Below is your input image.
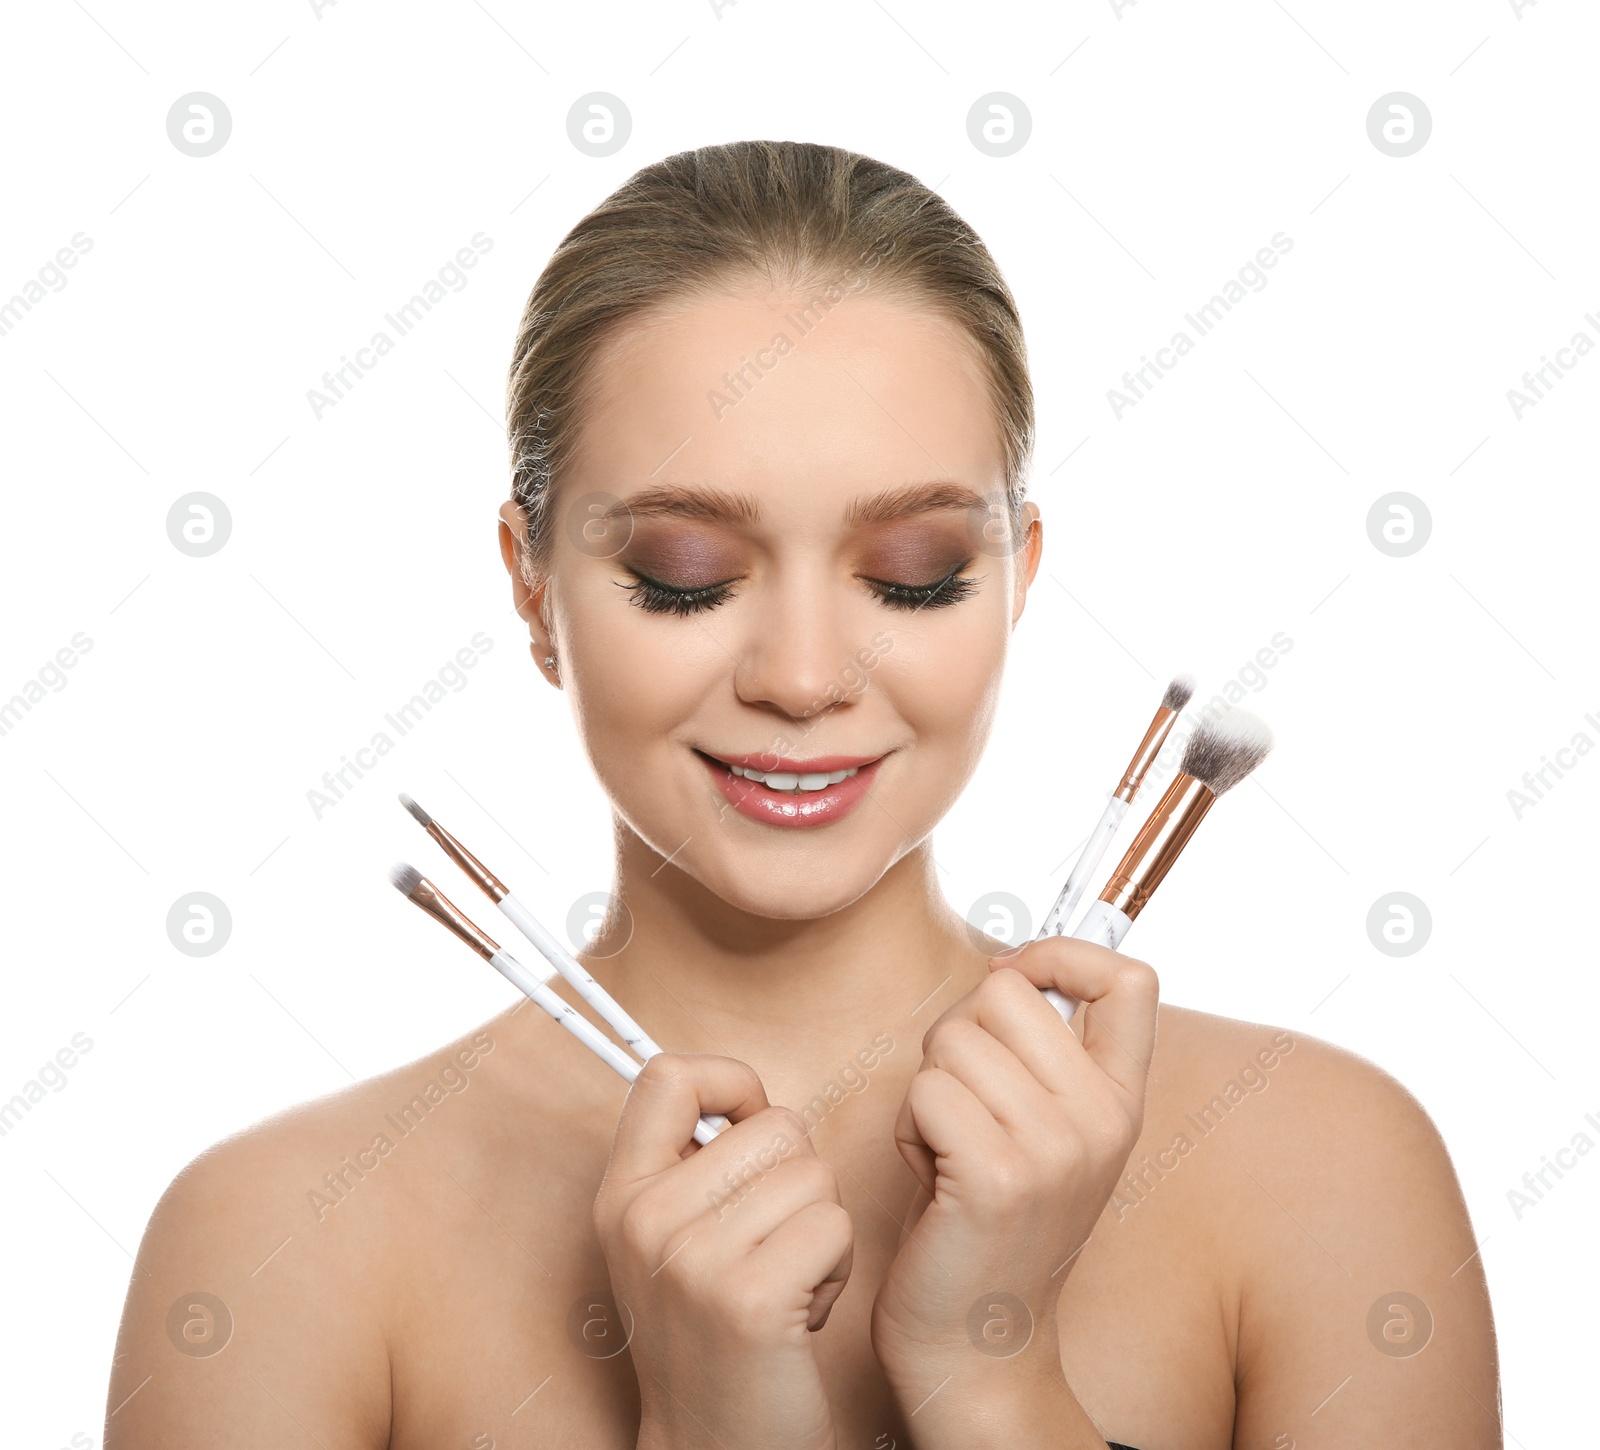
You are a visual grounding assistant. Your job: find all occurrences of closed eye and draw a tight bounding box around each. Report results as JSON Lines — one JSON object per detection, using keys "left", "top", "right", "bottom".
{"left": 617, "top": 561, "right": 981, "bottom": 616}
{"left": 858, "top": 561, "right": 979, "bottom": 611}
{"left": 617, "top": 571, "right": 740, "bottom": 616}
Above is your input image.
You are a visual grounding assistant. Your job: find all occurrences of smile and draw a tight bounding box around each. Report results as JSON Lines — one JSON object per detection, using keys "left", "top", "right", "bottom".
{"left": 728, "top": 763, "right": 859, "bottom": 792}
{"left": 695, "top": 750, "right": 886, "bottom": 829}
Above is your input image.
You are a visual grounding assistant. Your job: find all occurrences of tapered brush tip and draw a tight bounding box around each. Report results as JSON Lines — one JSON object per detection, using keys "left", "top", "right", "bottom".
{"left": 1162, "top": 673, "right": 1197, "bottom": 712}
{"left": 1180, "top": 709, "right": 1274, "bottom": 795}
{"left": 397, "top": 792, "right": 432, "bottom": 827}
{"left": 388, "top": 861, "right": 425, "bottom": 898}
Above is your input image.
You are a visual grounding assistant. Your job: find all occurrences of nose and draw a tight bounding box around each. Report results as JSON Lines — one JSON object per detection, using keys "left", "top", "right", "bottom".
{"left": 730, "top": 568, "right": 870, "bottom": 723}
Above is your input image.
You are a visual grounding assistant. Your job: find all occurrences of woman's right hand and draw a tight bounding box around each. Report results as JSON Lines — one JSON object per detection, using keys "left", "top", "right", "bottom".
{"left": 593, "top": 1053, "right": 854, "bottom": 1450}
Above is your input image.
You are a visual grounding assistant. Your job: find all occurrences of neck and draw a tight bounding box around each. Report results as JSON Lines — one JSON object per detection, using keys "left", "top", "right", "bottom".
{"left": 579, "top": 823, "right": 990, "bottom": 1108}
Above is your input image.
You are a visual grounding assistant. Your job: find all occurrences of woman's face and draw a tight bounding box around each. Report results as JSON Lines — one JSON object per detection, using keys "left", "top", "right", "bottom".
{"left": 500, "top": 282, "right": 1042, "bottom": 920}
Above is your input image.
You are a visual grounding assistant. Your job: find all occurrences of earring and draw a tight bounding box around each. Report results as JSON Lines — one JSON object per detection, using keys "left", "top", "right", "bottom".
{"left": 543, "top": 652, "right": 558, "bottom": 674}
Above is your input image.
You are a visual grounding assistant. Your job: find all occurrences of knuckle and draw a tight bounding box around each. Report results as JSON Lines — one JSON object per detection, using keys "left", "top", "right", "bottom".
{"left": 617, "top": 1193, "right": 666, "bottom": 1255}
{"left": 813, "top": 1197, "right": 853, "bottom": 1238}
{"left": 731, "top": 1129, "right": 804, "bottom": 1183}
{"left": 1036, "top": 1126, "right": 1088, "bottom": 1184}
{"left": 781, "top": 1152, "right": 839, "bottom": 1201}
{"left": 781, "top": 1199, "right": 854, "bottom": 1267}
{"left": 1035, "top": 1120, "right": 1084, "bottom": 1173}
{"left": 979, "top": 1148, "right": 1031, "bottom": 1202}
{"left": 907, "top": 1064, "right": 950, "bottom": 1110}
{"left": 636, "top": 1052, "right": 691, "bottom": 1091}
{"left": 1036, "top": 1142, "right": 1078, "bottom": 1186}
{"left": 765, "top": 1105, "right": 810, "bottom": 1149}
{"left": 726, "top": 1055, "right": 764, "bottom": 1094}
{"left": 1120, "top": 956, "right": 1159, "bottom": 994}
{"left": 652, "top": 1232, "right": 701, "bottom": 1290}
{"left": 803, "top": 1199, "right": 855, "bottom": 1256}
{"left": 1028, "top": 933, "right": 1077, "bottom": 963}
{"left": 919, "top": 1006, "right": 970, "bottom": 1058}
{"left": 1084, "top": 1110, "right": 1129, "bottom": 1160}
{"left": 987, "top": 964, "right": 1038, "bottom": 1010}
{"left": 924, "top": 1015, "right": 979, "bottom": 1061}
{"left": 1083, "top": 1092, "right": 1137, "bottom": 1155}
{"left": 1020, "top": 934, "right": 1089, "bottom": 983}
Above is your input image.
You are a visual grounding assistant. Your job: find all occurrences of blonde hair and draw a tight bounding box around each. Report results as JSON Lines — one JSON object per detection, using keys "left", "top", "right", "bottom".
{"left": 504, "top": 139, "right": 1033, "bottom": 577}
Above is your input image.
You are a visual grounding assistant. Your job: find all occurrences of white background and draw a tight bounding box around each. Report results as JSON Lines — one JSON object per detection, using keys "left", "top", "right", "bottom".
{"left": 2, "top": 1, "right": 1595, "bottom": 1444}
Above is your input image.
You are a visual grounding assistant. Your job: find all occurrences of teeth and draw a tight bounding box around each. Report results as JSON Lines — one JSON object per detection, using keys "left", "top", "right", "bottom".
{"left": 727, "top": 763, "right": 861, "bottom": 792}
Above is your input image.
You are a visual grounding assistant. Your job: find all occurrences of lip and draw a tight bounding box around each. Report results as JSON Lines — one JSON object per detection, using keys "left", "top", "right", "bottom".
{"left": 696, "top": 749, "right": 887, "bottom": 830}
{"left": 703, "top": 749, "right": 883, "bottom": 773}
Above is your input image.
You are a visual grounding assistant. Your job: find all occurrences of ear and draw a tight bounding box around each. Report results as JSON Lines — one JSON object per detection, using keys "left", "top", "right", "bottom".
{"left": 1010, "top": 500, "right": 1042, "bottom": 627}
{"left": 497, "top": 500, "right": 561, "bottom": 686}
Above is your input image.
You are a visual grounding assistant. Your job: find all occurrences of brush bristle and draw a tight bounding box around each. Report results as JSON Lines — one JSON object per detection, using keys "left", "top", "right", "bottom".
{"left": 397, "top": 792, "right": 432, "bottom": 827}
{"left": 388, "top": 861, "right": 425, "bottom": 898}
{"left": 1180, "top": 710, "right": 1274, "bottom": 795}
{"left": 1162, "top": 672, "right": 1197, "bottom": 712}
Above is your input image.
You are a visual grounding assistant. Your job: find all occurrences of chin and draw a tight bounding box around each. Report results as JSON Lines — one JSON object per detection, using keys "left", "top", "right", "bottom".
{"left": 688, "top": 846, "right": 902, "bottom": 922}
{"left": 603, "top": 742, "right": 970, "bottom": 921}
{"left": 616, "top": 783, "right": 922, "bottom": 922}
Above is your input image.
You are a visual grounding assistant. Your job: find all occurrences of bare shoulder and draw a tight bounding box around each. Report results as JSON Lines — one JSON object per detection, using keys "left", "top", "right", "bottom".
{"left": 1146, "top": 1002, "right": 1502, "bottom": 1444}
{"left": 104, "top": 1014, "right": 524, "bottom": 1449}
{"left": 1149, "top": 1001, "right": 1464, "bottom": 1185}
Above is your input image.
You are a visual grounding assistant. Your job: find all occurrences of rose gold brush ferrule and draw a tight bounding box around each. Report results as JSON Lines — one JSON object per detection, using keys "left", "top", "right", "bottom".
{"left": 406, "top": 875, "right": 503, "bottom": 960}
{"left": 425, "top": 822, "right": 509, "bottom": 902}
{"left": 1099, "top": 773, "right": 1217, "bottom": 920}
{"left": 1113, "top": 705, "right": 1180, "bottom": 804}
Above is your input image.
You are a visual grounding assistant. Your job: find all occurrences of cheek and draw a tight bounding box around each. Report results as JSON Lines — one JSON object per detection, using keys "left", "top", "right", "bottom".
{"left": 560, "top": 577, "right": 714, "bottom": 749}
{"left": 874, "top": 601, "right": 1009, "bottom": 760}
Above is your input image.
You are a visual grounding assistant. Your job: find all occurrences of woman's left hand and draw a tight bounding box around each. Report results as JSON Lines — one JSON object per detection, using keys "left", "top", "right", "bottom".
{"left": 869, "top": 935, "right": 1159, "bottom": 1425}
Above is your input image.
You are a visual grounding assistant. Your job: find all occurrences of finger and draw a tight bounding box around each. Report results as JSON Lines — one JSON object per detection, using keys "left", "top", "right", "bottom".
{"left": 892, "top": 1065, "right": 1008, "bottom": 1196}
{"left": 987, "top": 937, "right": 1158, "bottom": 1102}
{"left": 923, "top": 965, "right": 1083, "bottom": 1096}
{"left": 642, "top": 1107, "right": 817, "bottom": 1234}
{"left": 747, "top": 1199, "right": 855, "bottom": 1332}
{"left": 921, "top": 1015, "right": 1057, "bottom": 1138}
{"left": 930, "top": 967, "right": 1139, "bottom": 1126}
{"left": 702, "top": 1151, "right": 837, "bottom": 1253}
{"left": 606, "top": 1054, "right": 772, "bottom": 1186}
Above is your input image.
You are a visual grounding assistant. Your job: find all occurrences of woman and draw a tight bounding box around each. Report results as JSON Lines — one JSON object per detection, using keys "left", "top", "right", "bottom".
{"left": 105, "top": 140, "right": 1501, "bottom": 1450}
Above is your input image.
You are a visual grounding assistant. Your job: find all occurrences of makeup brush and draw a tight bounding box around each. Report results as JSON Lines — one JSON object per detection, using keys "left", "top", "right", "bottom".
{"left": 388, "top": 863, "right": 723, "bottom": 1146}
{"left": 1040, "top": 708, "right": 1274, "bottom": 1023}
{"left": 398, "top": 793, "right": 736, "bottom": 1135}
{"left": 1037, "top": 673, "right": 1196, "bottom": 941}
{"left": 398, "top": 796, "right": 654, "bottom": 1048}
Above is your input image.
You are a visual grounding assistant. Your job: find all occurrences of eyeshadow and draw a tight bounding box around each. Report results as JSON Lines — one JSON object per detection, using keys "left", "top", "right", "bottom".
{"left": 856, "top": 519, "right": 972, "bottom": 579}
{"left": 620, "top": 524, "right": 745, "bottom": 585}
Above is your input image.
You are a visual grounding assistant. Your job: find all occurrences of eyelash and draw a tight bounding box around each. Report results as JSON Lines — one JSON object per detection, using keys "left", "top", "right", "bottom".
{"left": 619, "top": 576, "right": 734, "bottom": 616}
{"left": 619, "top": 563, "right": 980, "bottom": 616}
{"left": 868, "top": 570, "right": 979, "bottom": 611}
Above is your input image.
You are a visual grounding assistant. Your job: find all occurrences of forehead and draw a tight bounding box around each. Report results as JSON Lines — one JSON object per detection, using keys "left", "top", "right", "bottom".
{"left": 570, "top": 285, "right": 1007, "bottom": 514}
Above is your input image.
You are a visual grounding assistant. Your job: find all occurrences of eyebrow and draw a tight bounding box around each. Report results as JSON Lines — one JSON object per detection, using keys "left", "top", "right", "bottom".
{"left": 603, "top": 480, "right": 992, "bottom": 529}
